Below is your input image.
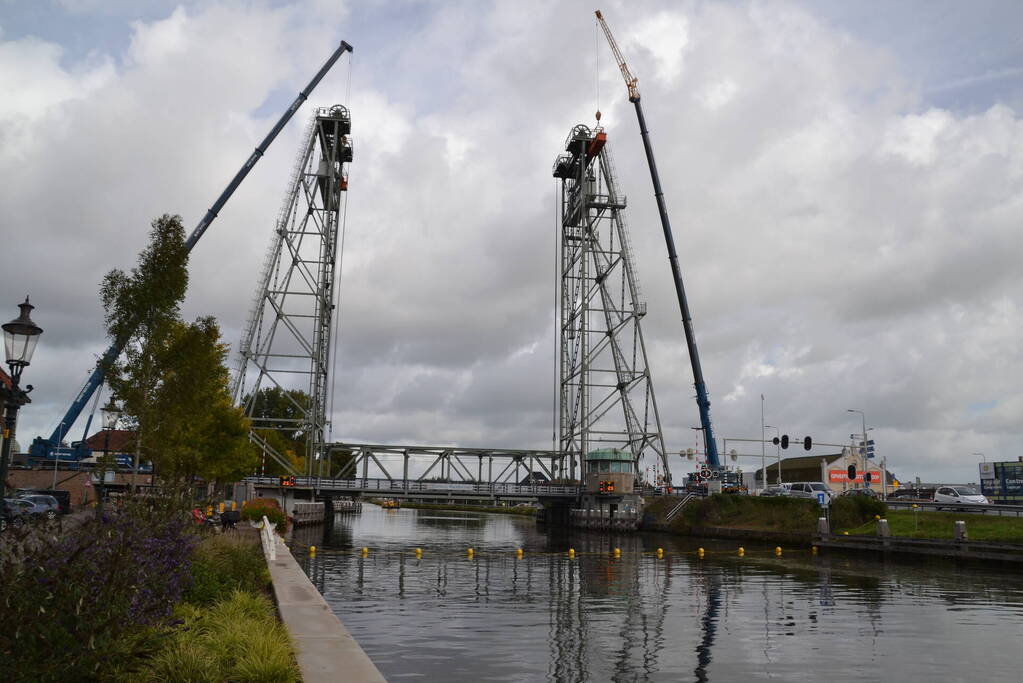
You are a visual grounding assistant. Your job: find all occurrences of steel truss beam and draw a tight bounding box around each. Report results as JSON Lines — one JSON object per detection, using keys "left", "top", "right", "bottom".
{"left": 315, "top": 442, "right": 562, "bottom": 486}
{"left": 555, "top": 124, "right": 669, "bottom": 482}
{"left": 232, "top": 105, "right": 353, "bottom": 476}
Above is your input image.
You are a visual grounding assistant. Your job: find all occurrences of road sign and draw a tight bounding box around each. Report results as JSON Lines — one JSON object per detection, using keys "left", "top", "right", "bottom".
{"left": 816, "top": 491, "right": 828, "bottom": 507}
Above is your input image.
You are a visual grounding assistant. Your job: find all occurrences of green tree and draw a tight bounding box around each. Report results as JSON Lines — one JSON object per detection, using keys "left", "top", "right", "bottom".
{"left": 245, "top": 387, "right": 310, "bottom": 475}
{"left": 101, "top": 214, "right": 189, "bottom": 473}
{"left": 147, "top": 317, "right": 257, "bottom": 484}
{"left": 100, "top": 214, "right": 256, "bottom": 485}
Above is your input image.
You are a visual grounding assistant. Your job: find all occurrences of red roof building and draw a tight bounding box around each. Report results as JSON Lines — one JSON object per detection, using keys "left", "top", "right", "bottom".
{"left": 84, "top": 429, "right": 136, "bottom": 453}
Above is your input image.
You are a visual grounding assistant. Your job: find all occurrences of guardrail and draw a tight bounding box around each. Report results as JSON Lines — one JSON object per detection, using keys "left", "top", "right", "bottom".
{"left": 258, "top": 515, "right": 276, "bottom": 561}
{"left": 244, "top": 476, "right": 581, "bottom": 497}
{"left": 883, "top": 500, "right": 1023, "bottom": 517}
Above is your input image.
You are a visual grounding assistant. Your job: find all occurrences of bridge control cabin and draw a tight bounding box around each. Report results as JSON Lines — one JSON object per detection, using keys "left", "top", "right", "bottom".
{"left": 573, "top": 449, "right": 643, "bottom": 531}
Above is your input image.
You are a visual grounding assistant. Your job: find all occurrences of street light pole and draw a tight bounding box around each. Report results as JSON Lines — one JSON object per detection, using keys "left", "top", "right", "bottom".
{"left": 973, "top": 452, "right": 986, "bottom": 463}
{"left": 760, "top": 394, "right": 765, "bottom": 493}
{"left": 0, "top": 298, "right": 44, "bottom": 497}
{"left": 765, "top": 425, "right": 781, "bottom": 485}
{"left": 97, "top": 397, "right": 122, "bottom": 519}
{"left": 52, "top": 421, "right": 64, "bottom": 489}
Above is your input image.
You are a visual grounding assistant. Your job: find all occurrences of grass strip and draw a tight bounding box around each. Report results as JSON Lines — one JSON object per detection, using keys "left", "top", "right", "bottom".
{"left": 843, "top": 510, "right": 1023, "bottom": 543}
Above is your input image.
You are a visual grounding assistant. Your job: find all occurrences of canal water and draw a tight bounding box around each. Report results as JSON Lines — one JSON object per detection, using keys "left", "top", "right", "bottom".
{"left": 291, "top": 504, "right": 1023, "bottom": 682}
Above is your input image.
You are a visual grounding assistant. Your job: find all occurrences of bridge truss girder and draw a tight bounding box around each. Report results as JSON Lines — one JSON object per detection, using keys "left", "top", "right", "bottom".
{"left": 319, "top": 442, "right": 560, "bottom": 487}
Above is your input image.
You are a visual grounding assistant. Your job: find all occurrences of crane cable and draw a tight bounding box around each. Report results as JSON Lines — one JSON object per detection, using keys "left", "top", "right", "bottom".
{"left": 327, "top": 52, "right": 355, "bottom": 448}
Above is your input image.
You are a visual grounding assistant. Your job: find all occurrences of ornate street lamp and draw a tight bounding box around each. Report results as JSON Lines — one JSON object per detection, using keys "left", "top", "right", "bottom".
{"left": 1, "top": 297, "right": 43, "bottom": 496}
{"left": 96, "top": 396, "right": 122, "bottom": 517}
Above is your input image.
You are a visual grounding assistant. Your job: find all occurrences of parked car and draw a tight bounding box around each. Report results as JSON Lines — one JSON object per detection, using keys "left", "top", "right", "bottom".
{"left": 2, "top": 498, "right": 28, "bottom": 532}
{"left": 787, "top": 482, "right": 834, "bottom": 502}
{"left": 16, "top": 493, "right": 61, "bottom": 520}
{"left": 17, "top": 488, "right": 71, "bottom": 514}
{"left": 933, "top": 486, "right": 989, "bottom": 508}
{"left": 760, "top": 485, "right": 791, "bottom": 497}
{"left": 839, "top": 488, "right": 879, "bottom": 499}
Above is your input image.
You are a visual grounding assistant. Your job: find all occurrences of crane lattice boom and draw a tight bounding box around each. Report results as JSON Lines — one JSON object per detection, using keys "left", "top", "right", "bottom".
{"left": 595, "top": 9, "right": 640, "bottom": 101}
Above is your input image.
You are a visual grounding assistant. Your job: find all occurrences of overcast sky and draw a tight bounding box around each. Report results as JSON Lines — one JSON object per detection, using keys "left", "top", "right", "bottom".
{"left": 2, "top": 0, "right": 1021, "bottom": 485}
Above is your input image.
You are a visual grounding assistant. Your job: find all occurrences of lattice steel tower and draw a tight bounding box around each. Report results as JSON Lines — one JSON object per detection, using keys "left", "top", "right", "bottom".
{"left": 232, "top": 105, "right": 352, "bottom": 475}
{"left": 553, "top": 124, "right": 669, "bottom": 481}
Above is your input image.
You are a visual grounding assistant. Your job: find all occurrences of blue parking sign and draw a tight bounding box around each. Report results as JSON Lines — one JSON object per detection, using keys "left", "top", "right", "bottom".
{"left": 816, "top": 491, "right": 828, "bottom": 507}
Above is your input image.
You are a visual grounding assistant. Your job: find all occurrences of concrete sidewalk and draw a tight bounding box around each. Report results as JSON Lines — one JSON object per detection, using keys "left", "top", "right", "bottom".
{"left": 262, "top": 531, "right": 387, "bottom": 682}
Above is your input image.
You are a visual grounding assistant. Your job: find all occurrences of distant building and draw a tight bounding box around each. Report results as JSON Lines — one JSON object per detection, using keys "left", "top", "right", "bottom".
{"left": 757, "top": 451, "right": 895, "bottom": 493}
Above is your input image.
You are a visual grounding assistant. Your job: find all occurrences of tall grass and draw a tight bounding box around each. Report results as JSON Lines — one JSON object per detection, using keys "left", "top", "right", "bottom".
{"left": 184, "top": 533, "right": 270, "bottom": 605}
{"left": 128, "top": 590, "right": 298, "bottom": 683}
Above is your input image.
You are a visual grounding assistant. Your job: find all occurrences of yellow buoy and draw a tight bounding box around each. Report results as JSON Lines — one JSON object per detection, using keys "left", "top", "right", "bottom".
{"left": 309, "top": 545, "right": 316, "bottom": 557}
{"left": 875, "top": 515, "right": 881, "bottom": 521}
{"left": 613, "top": 548, "right": 621, "bottom": 558}
{"left": 467, "top": 548, "right": 474, "bottom": 558}
{"left": 568, "top": 548, "right": 575, "bottom": 558}
{"left": 812, "top": 546, "right": 818, "bottom": 555}
{"left": 697, "top": 547, "right": 705, "bottom": 558}
{"left": 231, "top": 501, "right": 237, "bottom": 511}
{"left": 516, "top": 548, "right": 523, "bottom": 559}
{"left": 415, "top": 547, "right": 422, "bottom": 558}
{"left": 738, "top": 547, "right": 745, "bottom": 557}
{"left": 656, "top": 548, "right": 664, "bottom": 559}
{"left": 843, "top": 531, "right": 849, "bottom": 536}
{"left": 774, "top": 546, "right": 782, "bottom": 556}
{"left": 361, "top": 547, "right": 369, "bottom": 556}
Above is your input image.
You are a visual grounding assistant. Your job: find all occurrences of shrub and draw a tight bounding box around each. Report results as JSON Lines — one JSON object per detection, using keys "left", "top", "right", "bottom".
{"left": 831, "top": 495, "right": 887, "bottom": 528}
{"left": 0, "top": 502, "right": 199, "bottom": 681}
{"left": 184, "top": 534, "right": 270, "bottom": 606}
{"left": 241, "top": 498, "right": 287, "bottom": 529}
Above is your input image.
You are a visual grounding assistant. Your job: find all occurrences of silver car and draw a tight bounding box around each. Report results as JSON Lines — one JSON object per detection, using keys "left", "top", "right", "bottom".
{"left": 933, "top": 486, "right": 988, "bottom": 508}
{"left": 16, "top": 494, "right": 61, "bottom": 520}
{"left": 787, "top": 482, "right": 834, "bottom": 502}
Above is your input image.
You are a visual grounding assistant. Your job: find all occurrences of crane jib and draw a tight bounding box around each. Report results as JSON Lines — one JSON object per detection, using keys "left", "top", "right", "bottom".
{"left": 32, "top": 40, "right": 353, "bottom": 461}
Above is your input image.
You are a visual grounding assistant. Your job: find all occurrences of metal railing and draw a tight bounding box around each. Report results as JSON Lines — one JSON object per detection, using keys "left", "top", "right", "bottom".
{"left": 244, "top": 476, "right": 581, "bottom": 497}
{"left": 883, "top": 499, "right": 1023, "bottom": 517}
{"left": 664, "top": 493, "right": 696, "bottom": 522}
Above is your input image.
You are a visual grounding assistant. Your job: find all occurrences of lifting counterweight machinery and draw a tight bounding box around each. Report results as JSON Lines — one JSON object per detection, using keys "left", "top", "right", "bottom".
{"left": 595, "top": 9, "right": 722, "bottom": 469}
{"left": 28, "top": 40, "right": 353, "bottom": 465}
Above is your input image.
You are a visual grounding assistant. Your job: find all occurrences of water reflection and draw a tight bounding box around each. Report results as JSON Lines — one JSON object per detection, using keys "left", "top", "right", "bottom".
{"left": 289, "top": 505, "right": 1023, "bottom": 682}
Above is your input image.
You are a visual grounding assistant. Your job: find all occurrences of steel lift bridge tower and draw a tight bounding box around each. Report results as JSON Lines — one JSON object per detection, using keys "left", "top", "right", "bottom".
{"left": 553, "top": 125, "right": 670, "bottom": 484}
{"left": 231, "top": 105, "right": 353, "bottom": 476}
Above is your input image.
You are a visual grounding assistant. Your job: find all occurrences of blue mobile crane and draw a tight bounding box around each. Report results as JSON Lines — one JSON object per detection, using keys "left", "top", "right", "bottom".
{"left": 28, "top": 40, "right": 353, "bottom": 466}
{"left": 595, "top": 10, "right": 721, "bottom": 471}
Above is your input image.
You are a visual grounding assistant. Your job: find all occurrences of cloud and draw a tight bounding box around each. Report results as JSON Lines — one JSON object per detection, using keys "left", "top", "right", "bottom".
{"left": 1, "top": 0, "right": 1021, "bottom": 485}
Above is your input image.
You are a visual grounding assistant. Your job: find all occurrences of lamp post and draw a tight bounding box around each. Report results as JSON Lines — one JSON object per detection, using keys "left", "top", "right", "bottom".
{"left": 0, "top": 298, "right": 43, "bottom": 496}
{"left": 97, "top": 397, "right": 122, "bottom": 518}
{"left": 764, "top": 425, "right": 781, "bottom": 485}
{"left": 973, "top": 452, "right": 986, "bottom": 463}
{"left": 847, "top": 409, "right": 867, "bottom": 488}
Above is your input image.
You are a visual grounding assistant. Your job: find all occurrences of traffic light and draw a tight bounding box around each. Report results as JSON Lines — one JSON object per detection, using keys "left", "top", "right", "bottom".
{"left": 847, "top": 465, "right": 856, "bottom": 480}
{"left": 607, "top": 481, "right": 615, "bottom": 493}
{"left": 864, "top": 472, "right": 872, "bottom": 484}
{"left": 598, "top": 480, "right": 606, "bottom": 493}
{"left": 772, "top": 437, "right": 780, "bottom": 446}
{"left": 803, "top": 436, "right": 812, "bottom": 451}
{"left": 280, "top": 475, "right": 296, "bottom": 487}
{"left": 781, "top": 435, "right": 789, "bottom": 449}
